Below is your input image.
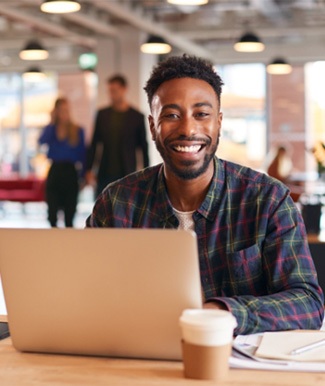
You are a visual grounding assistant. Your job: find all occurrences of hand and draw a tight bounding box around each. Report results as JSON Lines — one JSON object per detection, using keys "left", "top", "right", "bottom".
{"left": 85, "top": 171, "right": 97, "bottom": 187}
{"left": 203, "top": 301, "right": 228, "bottom": 311}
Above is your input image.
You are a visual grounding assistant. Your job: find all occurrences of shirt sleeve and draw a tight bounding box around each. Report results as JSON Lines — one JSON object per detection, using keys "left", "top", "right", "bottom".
{"left": 85, "top": 191, "right": 113, "bottom": 227}
{"left": 38, "top": 124, "right": 54, "bottom": 145}
{"left": 209, "top": 191, "right": 324, "bottom": 335}
{"left": 86, "top": 111, "right": 101, "bottom": 171}
{"left": 77, "top": 128, "right": 87, "bottom": 177}
{"left": 136, "top": 115, "right": 149, "bottom": 168}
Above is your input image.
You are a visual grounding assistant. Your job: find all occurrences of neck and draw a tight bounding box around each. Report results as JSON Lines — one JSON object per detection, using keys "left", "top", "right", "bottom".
{"left": 112, "top": 101, "right": 129, "bottom": 112}
{"left": 164, "top": 163, "right": 214, "bottom": 212}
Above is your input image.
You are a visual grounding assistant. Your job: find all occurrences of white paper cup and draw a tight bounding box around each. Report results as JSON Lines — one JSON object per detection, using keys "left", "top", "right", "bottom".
{"left": 179, "top": 309, "right": 237, "bottom": 346}
{"left": 179, "top": 309, "right": 237, "bottom": 380}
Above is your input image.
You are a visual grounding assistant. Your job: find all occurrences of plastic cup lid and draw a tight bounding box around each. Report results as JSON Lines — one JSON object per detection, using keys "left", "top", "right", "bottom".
{"left": 179, "top": 309, "right": 237, "bottom": 330}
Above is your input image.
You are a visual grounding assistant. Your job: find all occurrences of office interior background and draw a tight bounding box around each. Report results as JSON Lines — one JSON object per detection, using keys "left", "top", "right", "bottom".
{"left": 1, "top": 0, "right": 325, "bottom": 227}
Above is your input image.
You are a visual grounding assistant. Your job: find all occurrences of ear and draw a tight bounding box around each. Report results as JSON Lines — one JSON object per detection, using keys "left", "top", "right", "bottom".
{"left": 218, "top": 111, "right": 223, "bottom": 127}
{"left": 217, "top": 111, "right": 223, "bottom": 135}
{"left": 148, "top": 115, "right": 156, "bottom": 141}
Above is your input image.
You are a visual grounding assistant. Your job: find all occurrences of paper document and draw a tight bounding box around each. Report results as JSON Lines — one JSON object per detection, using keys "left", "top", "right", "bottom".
{"left": 231, "top": 331, "right": 325, "bottom": 372}
{"left": 255, "top": 331, "right": 325, "bottom": 362}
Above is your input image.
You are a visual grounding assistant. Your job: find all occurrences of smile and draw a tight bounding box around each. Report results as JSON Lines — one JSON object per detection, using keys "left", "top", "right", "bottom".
{"left": 173, "top": 145, "right": 203, "bottom": 153}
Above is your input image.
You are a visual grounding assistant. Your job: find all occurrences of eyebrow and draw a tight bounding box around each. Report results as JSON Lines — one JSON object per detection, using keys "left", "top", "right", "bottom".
{"left": 161, "top": 102, "right": 214, "bottom": 112}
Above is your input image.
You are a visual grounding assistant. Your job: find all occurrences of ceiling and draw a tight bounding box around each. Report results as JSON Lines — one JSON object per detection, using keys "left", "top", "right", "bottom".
{"left": 1, "top": 0, "right": 325, "bottom": 73}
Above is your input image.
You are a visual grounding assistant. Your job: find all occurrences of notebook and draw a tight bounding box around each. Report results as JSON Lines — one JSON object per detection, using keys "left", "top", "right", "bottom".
{"left": 0, "top": 228, "right": 202, "bottom": 360}
{"left": 255, "top": 331, "right": 325, "bottom": 362}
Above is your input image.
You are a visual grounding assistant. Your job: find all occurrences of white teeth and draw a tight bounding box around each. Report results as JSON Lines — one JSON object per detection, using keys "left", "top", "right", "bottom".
{"left": 174, "top": 145, "right": 201, "bottom": 153}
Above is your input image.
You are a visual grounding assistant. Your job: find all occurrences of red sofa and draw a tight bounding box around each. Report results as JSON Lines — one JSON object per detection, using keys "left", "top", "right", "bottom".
{"left": 0, "top": 176, "right": 46, "bottom": 203}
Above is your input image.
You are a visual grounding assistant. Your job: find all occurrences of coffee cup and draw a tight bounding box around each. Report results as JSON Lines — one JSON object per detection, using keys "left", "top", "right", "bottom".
{"left": 179, "top": 309, "right": 237, "bottom": 380}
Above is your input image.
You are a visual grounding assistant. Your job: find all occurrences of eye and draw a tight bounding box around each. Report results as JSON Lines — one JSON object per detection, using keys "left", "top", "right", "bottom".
{"left": 164, "top": 113, "right": 180, "bottom": 119}
{"left": 195, "top": 112, "right": 210, "bottom": 118}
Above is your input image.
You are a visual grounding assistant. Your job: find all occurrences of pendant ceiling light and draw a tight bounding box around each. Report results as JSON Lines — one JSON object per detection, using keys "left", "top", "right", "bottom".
{"left": 167, "top": 0, "right": 208, "bottom": 4}
{"left": 234, "top": 32, "right": 265, "bottom": 53}
{"left": 23, "top": 67, "right": 47, "bottom": 82}
{"left": 267, "top": 58, "right": 292, "bottom": 75}
{"left": 19, "top": 40, "right": 49, "bottom": 61}
{"left": 40, "top": 0, "right": 81, "bottom": 14}
{"left": 140, "top": 35, "right": 172, "bottom": 54}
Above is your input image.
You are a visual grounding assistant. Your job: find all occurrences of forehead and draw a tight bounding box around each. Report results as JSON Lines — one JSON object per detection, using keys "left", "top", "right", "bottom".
{"left": 108, "top": 81, "right": 125, "bottom": 89}
{"left": 152, "top": 77, "right": 218, "bottom": 107}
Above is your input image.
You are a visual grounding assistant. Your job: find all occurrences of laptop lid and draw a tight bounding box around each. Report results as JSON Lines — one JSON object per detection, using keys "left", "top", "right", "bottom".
{"left": 0, "top": 228, "right": 202, "bottom": 360}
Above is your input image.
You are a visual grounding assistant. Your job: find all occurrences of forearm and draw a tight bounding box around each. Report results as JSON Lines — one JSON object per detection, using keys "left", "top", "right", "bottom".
{"left": 208, "top": 285, "right": 324, "bottom": 335}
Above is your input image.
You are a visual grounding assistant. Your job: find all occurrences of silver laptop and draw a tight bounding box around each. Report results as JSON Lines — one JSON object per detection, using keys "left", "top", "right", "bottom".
{"left": 0, "top": 228, "right": 202, "bottom": 360}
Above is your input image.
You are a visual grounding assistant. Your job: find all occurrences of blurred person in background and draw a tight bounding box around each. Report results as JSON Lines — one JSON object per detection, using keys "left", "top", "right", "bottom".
{"left": 267, "top": 145, "right": 292, "bottom": 183}
{"left": 86, "top": 74, "right": 149, "bottom": 198}
{"left": 39, "top": 97, "right": 86, "bottom": 227}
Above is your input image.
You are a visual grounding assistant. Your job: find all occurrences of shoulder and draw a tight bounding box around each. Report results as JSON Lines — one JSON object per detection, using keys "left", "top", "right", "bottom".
{"left": 220, "top": 159, "right": 289, "bottom": 195}
{"left": 43, "top": 123, "right": 55, "bottom": 131}
{"left": 40, "top": 124, "right": 55, "bottom": 136}
{"left": 96, "top": 106, "right": 112, "bottom": 116}
{"left": 127, "top": 107, "right": 145, "bottom": 119}
{"left": 103, "top": 164, "right": 162, "bottom": 195}
{"left": 87, "top": 164, "right": 163, "bottom": 227}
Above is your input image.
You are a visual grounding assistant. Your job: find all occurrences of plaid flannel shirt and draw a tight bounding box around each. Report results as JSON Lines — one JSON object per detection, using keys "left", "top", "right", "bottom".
{"left": 86, "top": 157, "right": 324, "bottom": 335}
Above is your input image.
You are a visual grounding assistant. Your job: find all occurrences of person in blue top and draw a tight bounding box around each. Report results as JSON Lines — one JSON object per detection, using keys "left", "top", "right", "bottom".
{"left": 39, "top": 97, "right": 86, "bottom": 227}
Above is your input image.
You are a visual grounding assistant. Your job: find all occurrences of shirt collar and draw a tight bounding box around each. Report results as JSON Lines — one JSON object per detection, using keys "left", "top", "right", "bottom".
{"left": 156, "top": 165, "right": 178, "bottom": 225}
{"left": 196, "top": 157, "right": 224, "bottom": 221}
{"left": 157, "top": 157, "right": 224, "bottom": 223}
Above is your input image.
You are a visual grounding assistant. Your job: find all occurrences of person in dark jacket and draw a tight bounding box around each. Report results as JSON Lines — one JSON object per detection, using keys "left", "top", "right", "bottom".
{"left": 86, "top": 74, "right": 149, "bottom": 197}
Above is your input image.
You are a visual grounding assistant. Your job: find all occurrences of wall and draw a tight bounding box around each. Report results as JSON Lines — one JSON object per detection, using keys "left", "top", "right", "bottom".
{"left": 267, "top": 66, "right": 306, "bottom": 173}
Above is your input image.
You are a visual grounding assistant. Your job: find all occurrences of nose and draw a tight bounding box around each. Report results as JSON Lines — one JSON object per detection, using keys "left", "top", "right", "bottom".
{"left": 177, "top": 116, "right": 198, "bottom": 138}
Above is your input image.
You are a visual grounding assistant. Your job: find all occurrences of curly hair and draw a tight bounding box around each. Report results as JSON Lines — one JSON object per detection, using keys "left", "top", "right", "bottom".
{"left": 144, "top": 54, "right": 224, "bottom": 108}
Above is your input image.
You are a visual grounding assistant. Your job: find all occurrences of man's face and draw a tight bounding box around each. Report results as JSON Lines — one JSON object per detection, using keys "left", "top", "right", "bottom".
{"left": 149, "top": 77, "right": 223, "bottom": 180}
{"left": 108, "top": 81, "right": 127, "bottom": 106}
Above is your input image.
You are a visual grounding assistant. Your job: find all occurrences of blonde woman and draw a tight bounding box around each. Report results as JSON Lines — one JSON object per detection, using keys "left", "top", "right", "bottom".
{"left": 39, "top": 98, "right": 86, "bottom": 227}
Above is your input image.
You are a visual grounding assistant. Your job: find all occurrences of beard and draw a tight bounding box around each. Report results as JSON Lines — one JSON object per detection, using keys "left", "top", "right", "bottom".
{"left": 155, "top": 134, "right": 220, "bottom": 180}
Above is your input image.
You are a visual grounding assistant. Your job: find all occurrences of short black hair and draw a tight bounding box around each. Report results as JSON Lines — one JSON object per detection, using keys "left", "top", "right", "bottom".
{"left": 144, "top": 54, "right": 224, "bottom": 107}
{"left": 107, "top": 74, "right": 128, "bottom": 87}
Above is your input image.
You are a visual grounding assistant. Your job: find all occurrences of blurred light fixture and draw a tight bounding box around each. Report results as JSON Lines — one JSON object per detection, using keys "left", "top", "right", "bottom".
{"left": 40, "top": 0, "right": 81, "bottom": 14}
{"left": 19, "top": 40, "right": 49, "bottom": 61}
{"left": 267, "top": 58, "right": 292, "bottom": 75}
{"left": 167, "top": 0, "right": 208, "bottom": 4}
{"left": 234, "top": 32, "right": 265, "bottom": 53}
{"left": 140, "top": 35, "right": 172, "bottom": 54}
{"left": 23, "top": 67, "right": 47, "bottom": 82}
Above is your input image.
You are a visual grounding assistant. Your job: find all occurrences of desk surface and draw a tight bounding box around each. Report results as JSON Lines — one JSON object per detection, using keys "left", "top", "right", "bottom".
{"left": 0, "top": 315, "right": 324, "bottom": 386}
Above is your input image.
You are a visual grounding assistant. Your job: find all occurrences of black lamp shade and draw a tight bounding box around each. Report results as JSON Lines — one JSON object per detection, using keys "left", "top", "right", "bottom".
{"left": 23, "top": 66, "right": 46, "bottom": 81}
{"left": 238, "top": 33, "right": 261, "bottom": 44}
{"left": 147, "top": 35, "right": 168, "bottom": 45}
{"left": 140, "top": 35, "right": 172, "bottom": 54}
{"left": 19, "top": 40, "right": 49, "bottom": 60}
{"left": 234, "top": 32, "right": 265, "bottom": 52}
{"left": 267, "top": 57, "right": 292, "bottom": 75}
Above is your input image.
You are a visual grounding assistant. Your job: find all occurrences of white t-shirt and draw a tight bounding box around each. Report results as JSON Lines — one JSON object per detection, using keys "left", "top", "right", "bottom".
{"left": 173, "top": 207, "right": 195, "bottom": 231}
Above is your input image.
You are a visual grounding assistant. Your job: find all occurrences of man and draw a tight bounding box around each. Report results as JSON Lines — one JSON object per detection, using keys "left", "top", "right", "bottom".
{"left": 86, "top": 55, "right": 324, "bottom": 335}
{"left": 86, "top": 74, "right": 149, "bottom": 197}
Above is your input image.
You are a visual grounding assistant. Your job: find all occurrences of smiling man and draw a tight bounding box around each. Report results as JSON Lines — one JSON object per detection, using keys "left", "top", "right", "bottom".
{"left": 86, "top": 55, "right": 324, "bottom": 335}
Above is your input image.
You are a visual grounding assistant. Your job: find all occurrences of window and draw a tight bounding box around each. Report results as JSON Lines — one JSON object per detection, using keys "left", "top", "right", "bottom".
{"left": 215, "top": 63, "right": 266, "bottom": 171}
{"left": 0, "top": 73, "right": 57, "bottom": 177}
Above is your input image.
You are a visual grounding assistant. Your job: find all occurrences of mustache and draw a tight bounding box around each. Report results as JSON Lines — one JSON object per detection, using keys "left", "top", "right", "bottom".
{"left": 164, "top": 135, "right": 212, "bottom": 146}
